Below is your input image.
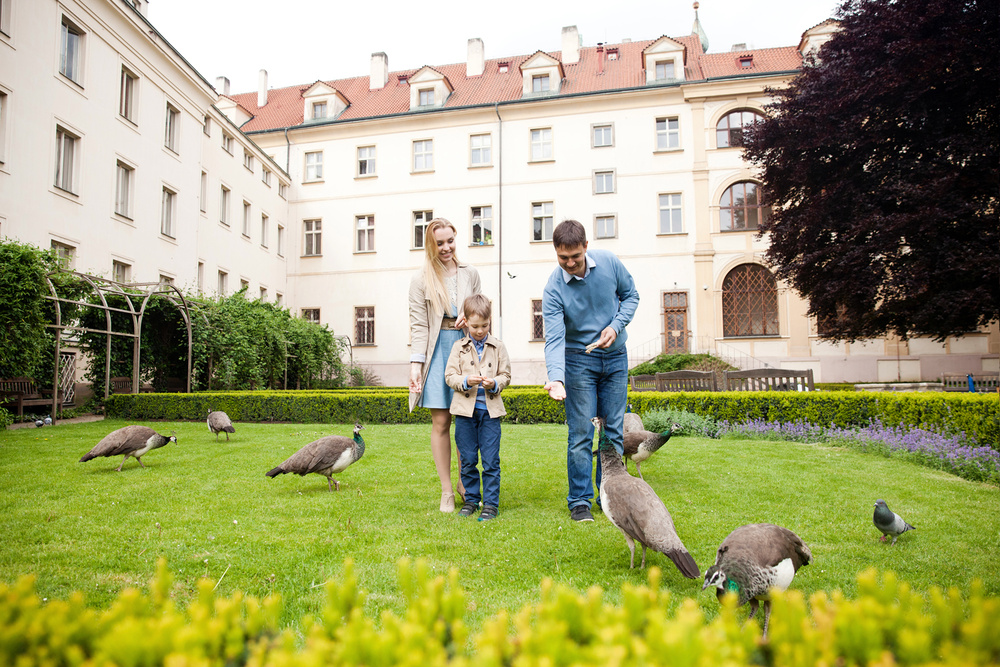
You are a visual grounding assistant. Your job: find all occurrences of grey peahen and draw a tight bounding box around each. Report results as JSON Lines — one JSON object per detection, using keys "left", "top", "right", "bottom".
{"left": 592, "top": 417, "right": 700, "bottom": 578}
{"left": 623, "top": 403, "right": 644, "bottom": 435}
{"left": 79, "top": 425, "right": 176, "bottom": 471}
{"left": 873, "top": 499, "right": 915, "bottom": 545}
{"left": 207, "top": 410, "right": 236, "bottom": 441}
{"left": 702, "top": 523, "right": 812, "bottom": 639}
{"left": 266, "top": 423, "right": 365, "bottom": 492}
{"left": 622, "top": 422, "right": 681, "bottom": 479}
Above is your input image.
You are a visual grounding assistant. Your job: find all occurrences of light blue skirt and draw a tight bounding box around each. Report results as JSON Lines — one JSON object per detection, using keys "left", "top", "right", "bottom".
{"left": 419, "top": 327, "right": 463, "bottom": 410}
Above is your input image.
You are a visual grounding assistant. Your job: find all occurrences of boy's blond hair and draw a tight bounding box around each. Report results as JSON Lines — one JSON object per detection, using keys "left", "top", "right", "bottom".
{"left": 462, "top": 293, "right": 492, "bottom": 322}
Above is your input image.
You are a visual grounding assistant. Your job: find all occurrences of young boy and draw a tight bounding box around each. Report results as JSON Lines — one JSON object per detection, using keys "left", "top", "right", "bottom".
{"left": 444, "top": 294, "right": 512, "bottom": 521}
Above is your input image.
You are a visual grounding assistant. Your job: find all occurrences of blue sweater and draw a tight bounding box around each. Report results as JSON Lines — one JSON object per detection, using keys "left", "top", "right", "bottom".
{"left": 542, "top": 249, "right": 639, "bottom": 384}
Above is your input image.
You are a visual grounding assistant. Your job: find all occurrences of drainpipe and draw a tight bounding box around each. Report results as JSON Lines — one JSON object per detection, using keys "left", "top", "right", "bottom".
{"left": 284, "top": 127, "right": 292, "bottom": 174}
{"left": 494, "top": 102, "right": 503, "bottom": 339}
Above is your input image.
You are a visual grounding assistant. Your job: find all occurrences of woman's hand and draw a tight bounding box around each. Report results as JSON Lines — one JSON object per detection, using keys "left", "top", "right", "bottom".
{"left": 409, "top": 362, "right": 423, "bottom": 393}
{"left": 455, "top": 314, "right": 468, "bottom": 330}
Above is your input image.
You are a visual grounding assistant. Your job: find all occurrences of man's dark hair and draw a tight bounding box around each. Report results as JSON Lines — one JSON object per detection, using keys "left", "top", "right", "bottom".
{"left": 552, "top": 219, "right": 587, "bottom": 249}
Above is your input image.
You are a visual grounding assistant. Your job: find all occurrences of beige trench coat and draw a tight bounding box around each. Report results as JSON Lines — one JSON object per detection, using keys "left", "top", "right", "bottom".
{"left": 443, "top": 334, "right": 511, "bottom": 418}
{"left": 408, "top": 262, "right": 481, "bottom": 411}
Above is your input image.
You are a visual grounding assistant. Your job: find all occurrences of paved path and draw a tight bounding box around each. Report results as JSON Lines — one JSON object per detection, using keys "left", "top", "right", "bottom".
{"left": 6, "top": 415, "right": 105, "bottom": 430}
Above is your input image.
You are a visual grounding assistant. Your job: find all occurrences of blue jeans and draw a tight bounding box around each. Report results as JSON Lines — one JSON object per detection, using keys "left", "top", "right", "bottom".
{"left": 454, "top": 408, "right": 502, "bottom": 508}
{"left": 564, "top": 346, "right": 628, "bottom": 509}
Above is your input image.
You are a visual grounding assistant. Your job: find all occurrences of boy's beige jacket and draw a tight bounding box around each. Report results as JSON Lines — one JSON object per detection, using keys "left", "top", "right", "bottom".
{"left": 443, "top": 334, "right": 511, "bottom": 418}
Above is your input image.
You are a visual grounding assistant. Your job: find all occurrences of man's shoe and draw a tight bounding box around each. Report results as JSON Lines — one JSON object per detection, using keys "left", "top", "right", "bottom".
{"left": 478, "top": 505, "right": 498, "bottom": 521}
{"left": 458, "top": 501, "right": 478, "bottom": 517}
{"left": 570, "top": 506, "right": 594, "bottom": 522}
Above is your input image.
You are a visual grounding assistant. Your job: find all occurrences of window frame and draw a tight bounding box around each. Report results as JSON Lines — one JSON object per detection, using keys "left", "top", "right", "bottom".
{"left": 594, "top": 214, "right": 617, "bottom": 240}
{"left": 243, "top": 150, "right": 254, "bottom": 172}
{"left": 594, "top": 169, "right": 615, "bottom": 195}
{"left": 655, "top": 116, "right": 680, "bottom": 151}
{"left": 355, "top": 214, "right": 375, "bottom": 253}
{"left": 54, "top": 125, "right": 79, "bottom": 194}
{"left": 164, "top": 102, "right": 180, "bottom": 153}
{"left": 531, "top": 74, "right": 550, "bottom": 92}
{"left": 357, "top": 145, "right": 376, "bottom": 177}
{"left": 242, "top": 200, "right": 251, "bottom": 237}
{"left": 412, "top": 139, "right": 434, "bottom": 172}
{"left": 592, "top": 123, "right": 613, "bottom": 148}
{"left": 277, "top": 224, "right": 285, "bottom": 257}
{"left": 654, "top": 60, "right": 675, "bottom": 80}
{"left": 470, "top": 133, "right": 492, "bottom": 167}
{"left": 51, "top": 240, "right": 76, "bottom": 270}
{"left": 312, "top": 101, "right": 327, "bottom": 120}
{"left": 59, "top": 16, "right": 85, "bottom": 86}
{"left": 658, "top": 192, "right": 683, "bottom": 234}
{"left": 418, "top": 88, "right": 434, "bottom": 106}
{"left": 303, "top": 219, "right": 322, "bottom": 256}
{"left": 531, "top": 201, "right": 554, "bottom": 242}
{"left": 355, "top": 306, "right": 375, "bottom": 345}
{"left": 530, "top": 299, "right": 545, "bottom": 341}
{"left": 719, "top": 181, "right": 770, "bottom": 232}
{"left": 530, "top": 127, "right": 553, "bottom": 162}
{"left": 722, "top": 263, "right": 780, "bottom": 338}
{"left": 112, "top": 259, "right": 131, "bottom": 284}
{"left": 716, "top": 108, "right": 765, "bottom": 149}
{"left": 304, "top": 150, "right": 324, "bottom": 182}
{"left": 160, "top": 185, "right": 177, "bottom": 238}
{"left": 217, "top": 269, "right": 228, "bottom": 296}
{"left": 260, "top": 213, "right": 269, "bottom": 248}
{"left": 412, "top": 210, "right": 433, "bottom": 249}
{"left": 471, "top": 206, "right": 493, "bottom": 246}
{"left": 261, "top": 167, "right": 272, "bottom": 186}
{"left": 114, "top": 159, "right": 135, "bottom": 219}
{"left": 221, "top": 132, "right": 234, "bottom": 154}
{"left": 119, "top": 65, "right": 138, "bottom": 124}
{"left": 219, "top": 184, "right": 231, "bottom": 225}
{"left": 199, "top": 171, "right": 207, "bottom": 213}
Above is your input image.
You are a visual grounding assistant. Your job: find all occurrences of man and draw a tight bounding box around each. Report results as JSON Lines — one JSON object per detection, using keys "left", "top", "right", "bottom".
{"left": 542, "top": 219, "right": 639, "bottom": 522}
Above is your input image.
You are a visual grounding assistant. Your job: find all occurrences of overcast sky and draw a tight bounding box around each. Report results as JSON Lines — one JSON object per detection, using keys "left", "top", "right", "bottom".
{"left": 149, "top": 0, "right": 841, "bottom": 95}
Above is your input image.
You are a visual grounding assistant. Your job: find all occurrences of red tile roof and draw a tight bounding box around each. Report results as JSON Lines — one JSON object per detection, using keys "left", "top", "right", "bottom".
{"left": 232, "top": 34, "right": 802, "bottom": 134}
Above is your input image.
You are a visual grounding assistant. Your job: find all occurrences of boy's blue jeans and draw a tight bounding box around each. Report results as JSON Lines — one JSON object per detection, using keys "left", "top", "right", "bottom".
{"left": 454, "top": 407, "right": 501, "bottom": 508}
{"left": 564, "top": 346, "right": 628, "bottom": 510}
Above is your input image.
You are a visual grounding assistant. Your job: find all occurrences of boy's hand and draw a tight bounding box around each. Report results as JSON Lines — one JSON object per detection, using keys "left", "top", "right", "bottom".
{"left": 481, "top": 377, "right": 495, "bottom": 390}
{"left": 467, "top": 375, "right": 484, "bottom": 386}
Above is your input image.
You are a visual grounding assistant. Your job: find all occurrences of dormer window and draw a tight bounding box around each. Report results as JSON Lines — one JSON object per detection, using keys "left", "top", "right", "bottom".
{"left": 520, "top": 51, "right": 564, "bottom": 98}
{"left": 407, "top": 67, "right": 453, "bottom": 111}
{"left": 532, "top": 74, "right": 550, "bottom": 93}
{"left": 418, "top": 89, "right": 434, "bottom": 106}
{"left": 607, "top": 48, "right": 619, "bottom": 61}
{"left": 312, "top": 101, "right": 327, "bottom": 119}
{"left": 302, "top": 82, "right": 349, "bottom": 123}
{"left": 398, "top": 75, "right": 409, "bottom": 85}
{"left": 498, "top": 62, "right": 509, "bottom": 73}
{"left": 655, "top": 61, "right": 675, "bottom": 80}
{"left": 739, "top": 56, "right": 753, "bottom": 68}
{"left": 642, "top": 37, "right": 686, "bottom": 84}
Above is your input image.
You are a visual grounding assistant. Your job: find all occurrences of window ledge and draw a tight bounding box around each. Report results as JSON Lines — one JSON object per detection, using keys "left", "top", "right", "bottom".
{"left": 355, "top": 174, "right": 377, "bottom": 180}
{"left": 468, "top": 243, "right": 494, "bottom": 248}
{"left": 529, "top": 239, "right": 553, "bottom": 244}
{"left": 302, "top": 179, "right": 324, "bottom": 184}
{"left": 529, "top": 159, "right": 555, "bottom": 164}
{"left": 159, "top": 234, "right": 178, "bottom": 246}
{"left": 301, "top": 254, "right": 323, "bottom": 259}
{"left": 653, "top": 147, "right": 683, "bottom": 154}
{"left": 468, "top": 164, "right": 494, "bottom": 170}
{"left": 410, "top": 169, "right": 435, "bottom": 175}
{"left": 354, "top": 343, "right": 377, "bottom": 348}
{"left": 354, "top": 250, "right": 376, "bottom": 255}
{"left": 50, "top": 186, "right": 82, "bottom": 204}
{"left": 656, "top": 232, "right": 688, "bottom": 237}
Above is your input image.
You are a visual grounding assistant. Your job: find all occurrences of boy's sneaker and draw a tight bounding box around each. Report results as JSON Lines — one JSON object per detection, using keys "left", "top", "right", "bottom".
{"left": 570, "top": 506, "right": 594, "bottom": 522}
{"left": 458, "top": 502, "right": 478, "bottom": 517}
{"left": 478, "top": 505, "right": 498, "bottom": 522}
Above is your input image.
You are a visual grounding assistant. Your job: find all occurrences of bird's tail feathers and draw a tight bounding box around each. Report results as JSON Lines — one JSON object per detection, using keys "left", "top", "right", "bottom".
{"left": 666, "top": 549, "right": 700, "bottom": 579}
{"left": 265, "top": 466, "right": 286, "bottom": 478}
{"left": 79, "top": 453, "right": 95, "bottom": 463}
{"left": 224, "top": 426, "right": 235, "bottom": 433}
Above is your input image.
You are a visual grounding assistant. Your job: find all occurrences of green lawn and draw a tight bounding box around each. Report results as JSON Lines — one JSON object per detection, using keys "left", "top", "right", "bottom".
{"left": 0, "top": 420, "right": 997, "bottom": 633}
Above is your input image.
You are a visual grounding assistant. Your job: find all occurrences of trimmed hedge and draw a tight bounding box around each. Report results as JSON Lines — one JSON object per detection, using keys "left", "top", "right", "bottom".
{"left": 106, "top": 389, "right": 998, "bottom": 446}
{"left": 2, "top": 559, "right": 997, "bottom": 666}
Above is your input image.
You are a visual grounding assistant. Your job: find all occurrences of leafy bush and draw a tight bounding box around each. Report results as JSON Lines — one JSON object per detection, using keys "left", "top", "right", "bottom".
{"left": 629, "top": 352, "right": 734, "bottom": 376}
{"left": 641, "top": 407, "right": 721, "bottom": 438}
{"left": 1, "top": 560, "right": 997, "bottom": 666}
{"left": 0, "top": 407, "right": 12, "bottom": 430}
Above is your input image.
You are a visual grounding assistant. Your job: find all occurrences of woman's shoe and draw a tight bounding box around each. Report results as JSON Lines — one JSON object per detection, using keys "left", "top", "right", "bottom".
{"left": 440, "top": 492, "right": 455, "bottom": 513}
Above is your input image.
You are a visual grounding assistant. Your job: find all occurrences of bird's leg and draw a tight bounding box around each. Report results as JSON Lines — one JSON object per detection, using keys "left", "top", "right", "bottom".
{"left": 880, "top": 535, "right": 887, "bottom": 543}
{"left": 890, "top": 535, "right": 898, "bottom": 546}
{"left": 327, "top": 477, "right": 334, "bottom": 492}
{"left": 333, "top": 478, "right": 341, "bottom": 492}
{"left": 640, "top": 545, "right": 647, "bottom": 569}
{"left": 215, "top": 433, "right": 220, "bottom": 442}
{"left": 746, "top": 599, "right": 759, "bottom": 622}
{"left": 637, "top": 462, "right": 644, "bottom": 480}
{"left": 137, "top": 456, "right": 145, "bottom": 468}
{"left": 225, "top": 432, "right": 230, "bottom": 442}
{"left": 116, "top": 456, "right": 127, "bottom": 472}
{"left": 625, "top": 536, "right": 636, "bottom": 569}
{"left": 761, "top": 601, "right": 771, "bottom": 640}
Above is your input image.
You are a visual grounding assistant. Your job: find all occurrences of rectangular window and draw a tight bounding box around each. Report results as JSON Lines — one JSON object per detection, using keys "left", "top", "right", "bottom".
{"left": 221, "top": 132, "right": 233, "bottom": 154}
{"left": 277, "top": 224, "right": 285, "bottom": 257}
{"left": 113, "top": 260, "right": 131, "bottom": 284}
{"left": 0, "top": 0, "right": 11, "bottom": 37}
{"left": 532, "top": 74, "right": 550, "bottom": 92}
{"left": 115, "top": 160, "right": 133, "bottom": 218}
{"left": 304, "top": 151, "right": 323, "bottom": 181}
{"left": 119, "top": 66, "right": 137, "bottom": 123}
{"left": 261, "top": 213, "right": 269, "bottom": 248}
{"left": 59, "top": 18, "right": 83, "bottom": 84}
{"left": 418, "top": 89, "right": 434, "bottom": 106}
{"left": 0, "top": 91, "right": 7, "bottom": 163}
{"left": 593, "top": 124, "right": 613, "bottom": 148}
{"left": 594, "top": 170, "right": 615, "bottom": 194}
{"left": 471, "top": 206, "right": 493, "bottom": 246}
{"left": 302, "top": 308, "right": 320, "bottom": 323}
{"left": 203, "top": 115, "right": 211, "bottom": 136}
{"left": 655, "top": 61, "right": 675, "bottom": 80}
{"left": 658, "top": 193, "right": 683, "bottom": 234}
{"left": 470, "top": 134, "right": 491, "bottom": 166}
{"left": 51, "top": 241, "right": 76, "bottom": 270}
{"left": 278, "top": 183, "right": 287, "bottom": 199}
{"left": 312, "top": 101, "right": 327, "bottom": 119}
{"left": 355, "top": 306, "right": 375, "bottom": 345}
{"left": 199, "top": 171, "right": 207, "bottom": 213}
{"left": 531, "top": 299, "right": 545, "bottom": 340}
{"left": 276, "top": 293, "right": 283, "bottom": 307}
{"left": 164, "top": 103, "right": 179, "bottom": 152}
{"left": 240, "top": 278, "right": 250, "bottom": 293}
{"left": 595, "top": 215, "right": 616, "bottom": 239}
{"left": 242, "top": 201, "right": 251, "bottom": 237}
{"left": 358, "top": 145, "right": 376, "bottom": 176}
{"left": 197, "top": 262, "right": 204, "bottom": 292}
{"left": 259, "top": 286, "right": 268, "bottom": 301}
{"left": 217, "top": 270, "right": 228, "bottom": 295}
{"left": 161, "top": 187, "right": 176, "bottom": 238}
{"left": 243, "top": 150, "right": 254, "bottom": 172}
{"left": 303, "top": 219, "right": 322, "bottom": 256}
{"left": 262, "top": 167, "right": 271, "bottom": 186}
{"left": 54, "top": 126, "right": 78, "bottom": 193}
{"left": 219, "top": 185, "right": 230, "bottom": 225}
{"left": 656, "top": 117, "right": 679, "bottom": 151}
{"left": 356, "top": 215, "right": 375, "bottom": 252}
{"left": 413, "top": 139, "right": 433, "bottom": 171}
{"left": 532, "top": 201, "right": 554, "bottom": 241}
{"left": 159, "top": 273, "right": 174, "bottom": 284}
{"left": 530, "top": 128, "right": 552, "bottom": 161}
{"left": 412, "top": 210, "right": 433, "bottom": 249}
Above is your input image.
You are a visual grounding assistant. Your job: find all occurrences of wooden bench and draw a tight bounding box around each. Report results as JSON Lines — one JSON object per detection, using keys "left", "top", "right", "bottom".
{"left": 723, "top": 368, "right": 815, "bottom": 392}
{"left": 629, "top": 374, "right": 657, "bottom": 392}
{"left": 942, "top": 373, "right": 1000, "bottom": 393}
{"left": 0, "top": 377, "right": 61, "bottom": 419}
{"left": 655, "top": 370, "right": 718, "bottom": 392}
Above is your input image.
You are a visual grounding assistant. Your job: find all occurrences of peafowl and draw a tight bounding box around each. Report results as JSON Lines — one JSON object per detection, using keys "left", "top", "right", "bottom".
{"left": 79, "top": 425, "right": 176, "bottom": 471}
{"left": 266, "top": 423, "right": 365, "bottom": 492}
{"left": 623, "top": 404, "right": 644, "bottom": 435}
{"left": 207, "top": 410, "right": 236, "bottom": 441}
{"left": 622, "top": 422, "right": 681, "bottom": 479}
{"left": 592, "top": 417, "right": 700, "bottom": 578}
{"left": 702, "top": 523, "right": 812, "bottom": 639}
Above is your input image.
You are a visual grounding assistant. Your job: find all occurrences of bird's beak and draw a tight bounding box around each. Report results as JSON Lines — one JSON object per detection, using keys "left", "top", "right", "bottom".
{"left": 701, "top": 579, "right": 711, "bottom": 591}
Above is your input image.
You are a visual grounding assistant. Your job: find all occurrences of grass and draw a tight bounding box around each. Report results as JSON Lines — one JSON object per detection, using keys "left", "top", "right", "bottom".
{"left": 0, "top": 419, "right": 997, "bottom": 634}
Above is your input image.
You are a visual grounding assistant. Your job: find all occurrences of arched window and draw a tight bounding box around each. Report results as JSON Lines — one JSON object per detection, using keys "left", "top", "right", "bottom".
{"left": 722, "top": 264, "right": 779, "bottom": 337}
{"left": 720, "top": 181, "right": 770, "bottom": 232}
{"left": 716, "top": 108, "right": 764, "bottom": 148}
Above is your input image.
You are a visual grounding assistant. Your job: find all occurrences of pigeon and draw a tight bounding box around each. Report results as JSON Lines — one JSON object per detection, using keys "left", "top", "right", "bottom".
{"left": 34, "top": 419, "right": 45, "bottom": 428}
{"left": 266, "top": 423, "right": 365, "bottom": 492}
{"left": 44, "top": 415, "right": 53, "bottom": 426}
{"left": 592, "top": 417, "right": 700, "bottom": 578}
{"left": 702, "top": 523, "right": 812, "bottom": 639}
{"left": 79, "top": 425, "right": 176, "bottom": 471}
{"left": 207, "top": 410, "right": 236, "bottom": 441}
{"left": 873, "top": 499, "right": 915, "bottom": 545}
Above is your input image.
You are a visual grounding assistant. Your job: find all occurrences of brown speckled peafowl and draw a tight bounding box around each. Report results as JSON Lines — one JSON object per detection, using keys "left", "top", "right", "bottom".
{"left": 266, "top": 423, "right": 365, "bottom": 492}
{"left": 79, "top": 425, "right": 176, "bottom": 471}
{"left": 207, "top": 410, "right": 235, "bottom": 441}
{"left": 622, "top": 422, "right": 681, "bottom": 479}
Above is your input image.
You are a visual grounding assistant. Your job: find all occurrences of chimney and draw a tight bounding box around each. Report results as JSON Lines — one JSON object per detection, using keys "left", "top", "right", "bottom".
{"left": 596, "top": 43, "right": 604, "bottom": 74}
{"left": 370, "top": 52, "right": 388, "bottom": 90}
{"left": 258, "top": 69, "right": 268, "bottom": 107}
{"left": 467, "top": 38, "right": 484, "bottom": 77}
{"left": 561, "top": 25, "right": 580, "bottom": 64}
{"left": 731, "top": 43, "right": 748, "bottom": 52}
{"left": 215, "top": 76, "right": 230, "bottom": 96}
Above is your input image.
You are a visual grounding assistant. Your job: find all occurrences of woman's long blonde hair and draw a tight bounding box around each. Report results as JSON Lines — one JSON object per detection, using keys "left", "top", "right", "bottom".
{"left": 422, "top": 218, "right": 460, "bottom": 315}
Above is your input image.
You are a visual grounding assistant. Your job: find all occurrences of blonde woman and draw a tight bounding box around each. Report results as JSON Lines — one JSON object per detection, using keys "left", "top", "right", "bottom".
{"left": 408, "top": 218, "right": 482, "bottom": 512}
